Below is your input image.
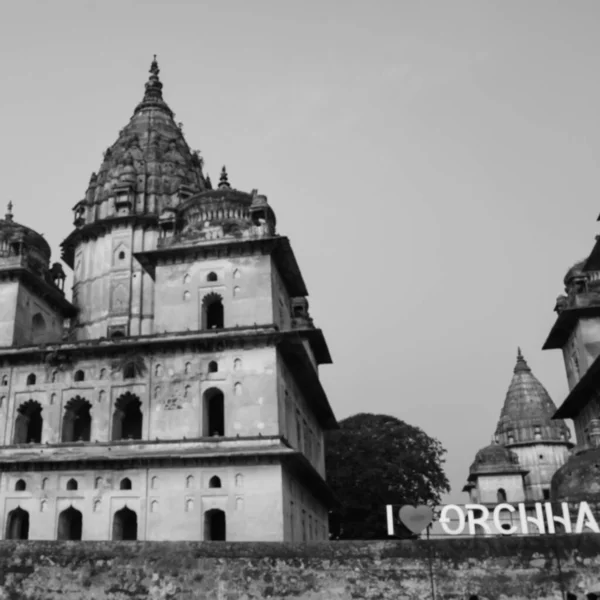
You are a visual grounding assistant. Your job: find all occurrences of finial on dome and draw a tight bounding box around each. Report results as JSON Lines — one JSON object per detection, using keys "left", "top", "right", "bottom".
{"left": 514, "top": 347, "right": 530, "bottom": 373}
{"left": 218, "top": 166, "right": 231, "bottom": 189}
{"left": 5, "top": 201, "right": 13, "bottom": 222}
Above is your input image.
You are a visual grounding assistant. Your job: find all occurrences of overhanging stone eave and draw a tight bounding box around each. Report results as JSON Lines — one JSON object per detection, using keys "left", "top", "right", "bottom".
{"left": 280, "top": 451, "right": 340, "bottom": 509}
{"left": 583, "top": 237, "right": 600, "bottom": 271}
{"left": 0, "top": 267, "right": 77, "bottom": 318}
{"left": 0, "top": 325, "right": 282, "bottom": 359}
{"left": 134, "top": 235, "right": 308, "bottom": 297}
{"left": 467, "top": 467, "right": 529, "bottom": 482}
{"left": 0, "top": 436, "right": 293, "bottom": 466}
{"left": 279, "top": 337, "right": 338, "bottom": 430}
{"left": 553, "top": 353, "right": 600, "bottom": 419}
{"left": 543, "top": 306, "right": 600, "bottom": 349}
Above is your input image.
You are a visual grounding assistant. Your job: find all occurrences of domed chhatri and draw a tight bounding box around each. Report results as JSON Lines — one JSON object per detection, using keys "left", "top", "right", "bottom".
{"left": 468, "top": 441, "right": 523, "bottom": 477}
{"left": 0, "top": 201, "right": 51, "bottom": 263}
{"left": 463, "top": 348, "right": 572, "bottom": 506}
{"left": 0, "top": 58, "right": 334, "bottom": 544}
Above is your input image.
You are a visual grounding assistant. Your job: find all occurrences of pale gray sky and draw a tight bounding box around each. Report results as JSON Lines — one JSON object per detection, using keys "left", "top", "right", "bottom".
{"left": 1, "top": 1, "right": 599, "bottom": 503}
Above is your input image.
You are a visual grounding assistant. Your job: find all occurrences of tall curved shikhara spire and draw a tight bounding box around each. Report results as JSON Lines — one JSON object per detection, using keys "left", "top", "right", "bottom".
{"left": 495, "top": 348, "right": 571, "bottom": 446}
{"left": 68, "top": 56, "right": 209, "bottom": 235}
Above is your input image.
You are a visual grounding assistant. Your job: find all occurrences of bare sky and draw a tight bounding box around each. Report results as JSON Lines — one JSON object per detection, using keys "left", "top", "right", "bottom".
{"left": 1, "top": 0, "right": 599, "bottom": 503}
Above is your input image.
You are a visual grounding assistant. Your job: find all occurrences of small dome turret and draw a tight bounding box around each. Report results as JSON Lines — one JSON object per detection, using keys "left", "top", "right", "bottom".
{"left": 0, "top": 202, "right": 51, "bottom": 264}
{"left": 467, "top": 441, "right": 524, "bottom": 478}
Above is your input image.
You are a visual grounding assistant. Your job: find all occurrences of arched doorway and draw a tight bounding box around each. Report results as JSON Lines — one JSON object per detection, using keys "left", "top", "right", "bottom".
{"left": 112, "top": 393, "right": 143, "bottom": 440}
{"left": 204, "top": 509, "right": 226, "bottom": 541}
{"left": 57, "top": 506, "right": 82, "bottom": 540}
{"left": 13, "top": 400, "right": 43, "bottom": 444}
{"left": 112, "top": 507, "right": 137, "bottom": 540}
{"left": 62, "top": 397, "right": 92, "bottom": 442}
{"left": 6, "top": 507, "right": 29, "bottom": 540}
{"left": 202, "top": 293, "right": 224, "bottom": 329}
{"left": 202, "top": 388, "right": 224, "bottom": 436}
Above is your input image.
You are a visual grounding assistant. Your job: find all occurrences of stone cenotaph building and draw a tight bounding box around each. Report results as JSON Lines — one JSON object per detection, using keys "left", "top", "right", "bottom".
{"left": 0, "top": 57, "right": 337, "bottom": 542}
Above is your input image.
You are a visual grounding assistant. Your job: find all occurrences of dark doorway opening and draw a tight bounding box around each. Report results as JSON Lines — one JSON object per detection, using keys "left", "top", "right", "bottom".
{"left": 14, "top": 400, "right": 43, "bottom": 444}
{"left": 57, "top": 506, "right": 83, "bottom": 540}
{"left": 204, "top": 509, "right": 226, "bottom": 541}
{"left": 112, "top": 393, "right": 143, "bottom": 440}
{"left": 62, "top": 397, "right": 92, "bottom": 442}
{"left": 203, "top": 389, "right": 224, "bottom": 436}
{"left": 6, "top": 507, "right": 29, "bottom": 540}
{"left": 202, "top": 294, "right": 224, "bottom": 329}
{"left": 112, "top": 507, "right": 137, "bottom": 541}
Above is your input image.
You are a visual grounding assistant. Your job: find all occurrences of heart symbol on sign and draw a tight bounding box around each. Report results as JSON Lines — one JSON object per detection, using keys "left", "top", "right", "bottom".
{"left": 399, "top": 505, "right": 434, "bottom": 534}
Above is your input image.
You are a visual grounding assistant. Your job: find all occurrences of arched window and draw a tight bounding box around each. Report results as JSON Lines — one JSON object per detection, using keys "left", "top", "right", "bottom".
{"left": 112, "top": 393, "right": 143, "bottom": 441}
{"left": 99, "top": 368, "right": 107, "bottom": 380}
{"left": 66, "top": 478, "right": 78, "bottom": 491}
{"left": 155, "top": 364, "right": 163, "bottom": 377}
{"left": 208, "top": 476, "right": 221, "bottom": 489}
{"left": 112, "top": 507, "right": 137, "bottom": 541}
{"left": 233, "top": 359, "right": 242, "bottom": 371}
{"left": 123, "top": 363, "right": 136, "bottom": 379}
{"left": 26, "top": 373, "right": 36, "bottom": 386}
{"left": 204, "top": 509, "right": 226, "bottom": 541}
{"left": 184, "top": 362, "right": 191, "bottom": 375}
{"left": 6, "top": 508, "right": 29, "bottom": 540}
{"left": 73, "top": 370, "right": 85, "bottom": 382}
{"left": 120, "top": 477, "right": 132, "bottom": 490}
{"left": 203, "top": 388, "right": 225, "bottom": 437}
{"left": 186, "top": 475, "right": 194, "bottom": 489}
{"left": 95, "top": 477, "right": 103, "bottom": 489}
{"left": 151, "top": 476, "right": 158, "bottom": 489}
{"left": 208, "top": 361, "right": 218, "bottom": 374}
{"left": 234, "top": 382, "right": 242, "bottom": 396}
{"left": 14, "top": 400, "right": 43, "bottom": 444}
{"left": 57, "top": 507, "right": 82, "bottom": 540}
{"left": 207, "top": 272, "right": 218, "bottom": 282}
{"left": 41, "top": 477, "right": 48, "bottom": 490}
{"left": 32, "top": 313, "right": 46, "bottom": 336}
{"left": 497, "top": 488, "right": 507, "bottom": 503}
{"left": 1, "top": 375, "right": 7, "bottom": 386}
{"left": 51, "top": 370, "right": 58, "bottom": 383}
{"left": 235, "top": 473, "right": 243, "bottom": 488}
{"left": 202, "top": 293, "right": 224, "bottom": 329}
{"left": 62, "top": 397, "right": 92, "bottom": 442}
{"left": 15, "top": 479, "right": 26, "bottom": 491}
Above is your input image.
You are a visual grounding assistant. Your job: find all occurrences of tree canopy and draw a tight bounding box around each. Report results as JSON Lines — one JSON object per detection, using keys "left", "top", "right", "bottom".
{"left": 325, "top": 413, "right": 450, "bottom": 540}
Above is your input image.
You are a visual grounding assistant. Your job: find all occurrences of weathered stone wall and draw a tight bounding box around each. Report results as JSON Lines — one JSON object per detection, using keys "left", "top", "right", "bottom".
{"left": 1, "top": 534, "right": 599, "bottom": 599}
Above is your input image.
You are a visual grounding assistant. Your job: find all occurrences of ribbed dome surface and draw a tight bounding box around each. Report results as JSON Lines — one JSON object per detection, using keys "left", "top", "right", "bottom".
{"left": 0, "top": 203, "right": 51, "bottom": 261}
{"left": 468, "top": 442, "right": 523, "bottom": 477}
{"left": 551, "top": 447, "right": 600, "bottom": 503}
{"left": 494, "top": 349, "right": 571, "bottom": 447}
{"left": 83, "top": 57, "right": 207, "bottom": 216}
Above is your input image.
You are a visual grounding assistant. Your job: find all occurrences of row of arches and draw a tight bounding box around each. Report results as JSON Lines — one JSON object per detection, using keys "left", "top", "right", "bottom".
{"left": 12, "top": 474, "right": 232, "bottom": 492}
{"left": 10, "top": 356, "right": 245, "bottom": 389}
{"left": 13, "top": 477, "right": 133, "bottom": 492}
{"left": 13, "top": 388, "right": 227, "bottom": 444}
{"left": 6, "top": 506, "right": 226, "bottom": 541}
